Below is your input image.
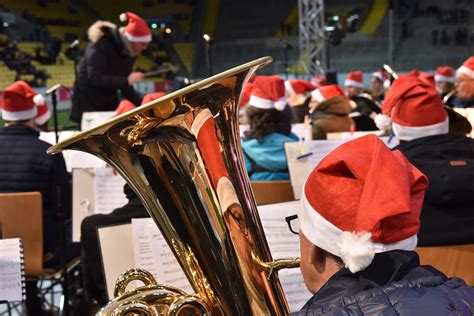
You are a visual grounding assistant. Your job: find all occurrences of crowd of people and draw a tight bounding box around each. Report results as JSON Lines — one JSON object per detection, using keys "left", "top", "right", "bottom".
{"left": 0, "top": 9, "right": 474, "bottom": 316}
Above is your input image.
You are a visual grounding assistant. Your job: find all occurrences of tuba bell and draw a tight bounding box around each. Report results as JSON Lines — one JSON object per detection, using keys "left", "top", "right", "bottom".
{"left": 48, "top": 57, "right": 299, "bottom": 315}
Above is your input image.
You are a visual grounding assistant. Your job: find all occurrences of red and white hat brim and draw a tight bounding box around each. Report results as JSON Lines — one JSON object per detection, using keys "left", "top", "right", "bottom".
{"left": 299, "top": 187, "right": 418, "bottom": 273}
{"left": 249, "top": 95, "right": 286, "bottom": 111}
{"left": 344, "top": 79, "right": 364, "bottom": 89}
{"left": 35, "top": 109, "right": 51, "bottom": 125}
{"left": 434, "top": 74, "right": 454, "bottom": 83}
{"left": 457, "top": 65, "right": 474, "bottom": 79}
{"left": 392, "top": 116, "right": 449, "bottom": 141}
{"left": 123, "top": 31, "right": 152, "bottom": 43}
{"left": 2, "top": 107, "right": 37, "bottom": 121}
{"left": 311, "top": 89, "right": 325, "bottom": 103}
{"left": 284, "top": 81, "right": 296, "bottom": 96}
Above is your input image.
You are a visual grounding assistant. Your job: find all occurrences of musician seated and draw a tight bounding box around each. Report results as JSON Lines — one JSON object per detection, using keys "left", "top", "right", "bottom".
{"left": 453, "top": 56, "right": 474, "bottom": 108}
{"left": 344, "top": 71, "right": 381, "bottom": 131}
{"left": 291, "top": 135, "right": 474, "bottom": 315}
{"left": 308, "top": 85, "right": 354, "bottom": 139}
{"left": 375, "top": 73, "right": 474, "bottom": 246}
{"left": 80, "top": 184, "right": 148, "bottom": 308}
{"left": 241, "top": 76, "right": 298, "bottom": 181}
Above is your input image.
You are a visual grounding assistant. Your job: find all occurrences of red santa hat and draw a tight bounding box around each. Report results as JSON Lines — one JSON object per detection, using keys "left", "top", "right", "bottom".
{"left": 311, "top": 76, "right": 327, "bottom": 88}
{"left": 372, "top": 70, "right": 389, "bottom": 82}
{"left": 434, "top": 66, "right": 454, "bottom": 83}
{"left": 120, "top": 11, "right": 152, "bottom": 43}
{"left": 456, "top": 56, "right": 474, "bottom": 79}
{"left": 344, "top": 71, "right": 364, "bottom": 88}
{"left": 190, "top": 109, "right": 239, "bottom": 211}
{"left": 34, "top": 95, "right": 50, "bottom": 125}
{"left": 299, "top": 135, "right": 428, "bottom": 273}
{"left": 310, "top": 84, "right": 346, "bottom": 103}
{"left": 239, "top": 81, "right": 254, "bottom": 107}
{"left": 1, "top": 81, "right": 44, "bottom": 121}
{"left": 284, "top": 79, "right": 316, "bottom": 96}
{"left": 249, "top": 76, "right": 287, "bottom": 111}
{"left": 374, "top": 73, "right": 448, "bottom": 140}
{"left": 114, "top": 92, "right": 166, "bottom": 117}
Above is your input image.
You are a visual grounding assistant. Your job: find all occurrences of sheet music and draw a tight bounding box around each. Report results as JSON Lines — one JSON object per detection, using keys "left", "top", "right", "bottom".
{"left": 132, "top": 218, "right": 193, "bottom": 293}
{"left": 286, "top": 136, "right": 398, "bottom": 199}
{"left": 81, "top": 111, "right": 115, "bottom": 131}
{"left": 94, "top": 168, "right": 128, "bottom": 214}
{"left": 258, "top": 201, "right": 311, "bottom": 312}
{"left": 0, "top": 238, "right": 24, "bottom": 302}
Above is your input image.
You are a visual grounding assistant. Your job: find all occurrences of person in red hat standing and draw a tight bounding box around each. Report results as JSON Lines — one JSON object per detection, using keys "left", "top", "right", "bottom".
{"left": 70, "top": 11, "right": 152, "bottom": 123}
{"left": 375, "top": 73, "right": 474, "bottom": 247}
{"left": 0, "top": 81, "right": 78, "bottom": 315}
{"left": 241, "top": 76, "right": 298, "bottom": 181}
{"left": 453, "top": 56, "right": 474, "bottom": 108}
{"left": 308, "top": 84, "right": 354, "bottom": 139}
{"left": 288, "top": 135, "right": 474, "bottom": 315}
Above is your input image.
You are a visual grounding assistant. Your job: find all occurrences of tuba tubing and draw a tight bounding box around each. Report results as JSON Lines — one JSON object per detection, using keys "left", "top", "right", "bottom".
{"left": 49, "top": 57, "right": 299, "bottom": 315}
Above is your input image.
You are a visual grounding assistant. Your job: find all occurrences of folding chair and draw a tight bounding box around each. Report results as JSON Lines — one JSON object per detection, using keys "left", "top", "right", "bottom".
{"left": 251, "top": 180, "right": 295, "bottom": 205}
{"left": 0, "top": 192, "right": 81, "bottom": 315}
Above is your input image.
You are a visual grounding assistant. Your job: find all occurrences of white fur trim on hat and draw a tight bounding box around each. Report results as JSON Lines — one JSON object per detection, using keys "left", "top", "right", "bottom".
{"left": 372, "top": 72, "right": 384, "bottom": 81}
{"left": 33, "top": 94, "right": 45, "bottom": 106}
{"left": 35, "top": 108, "right": 51, "bottom": 125}
{"left": 344, "top": 79, "right": 364, "bottom": 89}
{"left": 383, "top": 80, "right": 391, "bottom": 89}
{"left": 392, "top": 116, "right": 449, "bottom": 141}
{"left": 434, "top": 74, "right": 454, "bottom": 83}
{"left": 120, "top": 13, "right": 128, "bottom": 22}
{"left": 284, "top": 81, "right": 296, "bottom": 96}
{"left": 2, "top": 107, "right": 37, "bottom": 121}
{"left": 216, "top": 177, "right": 240, "bottom": 212}
{"left": 374, "top": 114, "right": 392, "bottom": 131}
{"left": 457, "top": 65, "right": 474, "bottom": 79}
{"left": 249, "top": 95, "right": 286, "bottom": 111}
{"left": 123, "top": 31, "right": 152, "bottom": 43}
{"left": 311, "top": 89, "right": 325, "bottom": 103}
{"left": 298, "top": 190, "right": 418, "bottom": 273}
{"left": 190, "top": 109, "right": 213, "bottom": 137}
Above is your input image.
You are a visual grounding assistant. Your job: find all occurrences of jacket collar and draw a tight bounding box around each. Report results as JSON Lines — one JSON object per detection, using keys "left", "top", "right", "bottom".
{"left": 0, "top": 124, "right": 40, "bottom": 137}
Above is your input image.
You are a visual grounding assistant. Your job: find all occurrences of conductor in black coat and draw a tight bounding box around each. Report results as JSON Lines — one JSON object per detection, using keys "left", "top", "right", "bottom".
{"left": 70, "top": 11, "right": 152, "bottom": 123}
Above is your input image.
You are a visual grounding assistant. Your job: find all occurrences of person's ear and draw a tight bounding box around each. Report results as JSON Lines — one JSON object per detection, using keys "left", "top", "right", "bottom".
{"left": 309, "top": 245, "right": 327, "bottom": 273}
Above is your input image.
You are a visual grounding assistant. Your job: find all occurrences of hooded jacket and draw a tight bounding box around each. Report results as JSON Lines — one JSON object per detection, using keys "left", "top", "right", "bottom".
{"left": 71, "top": 21, "right": 142, "bottom": 122}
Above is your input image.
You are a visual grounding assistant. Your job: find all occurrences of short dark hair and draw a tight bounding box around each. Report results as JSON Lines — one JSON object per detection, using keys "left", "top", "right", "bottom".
{"left": 244, "top": 105, "right": 293, "bottom": 140}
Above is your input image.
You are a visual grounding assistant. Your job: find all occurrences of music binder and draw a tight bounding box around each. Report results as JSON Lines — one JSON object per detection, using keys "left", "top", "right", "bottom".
{"left": 0, "top": 238, "right": 26, "bottom": 302}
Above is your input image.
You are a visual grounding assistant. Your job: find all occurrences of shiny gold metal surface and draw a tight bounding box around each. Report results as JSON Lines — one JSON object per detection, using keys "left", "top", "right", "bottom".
{"left": 49, "top": 57, "right": 300, "bottom": 315}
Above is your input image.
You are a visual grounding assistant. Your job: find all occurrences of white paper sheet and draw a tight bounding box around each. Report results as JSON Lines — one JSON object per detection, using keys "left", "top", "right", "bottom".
{"left": 258, "top": 201, "right": 311, "bottom": 312}
{"left": 132, "top": 218, "right": 193, "bottom": 293}
{"left": 94, "top": 168, "right": 128, "bottom": 214}
{"left": 0, "top": 238, "right": 24, "bottom": 302}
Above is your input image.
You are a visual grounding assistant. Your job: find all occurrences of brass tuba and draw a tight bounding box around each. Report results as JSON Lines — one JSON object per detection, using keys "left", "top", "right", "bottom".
{"left": 48, "top": 57, "right": 299, "bottom": 315}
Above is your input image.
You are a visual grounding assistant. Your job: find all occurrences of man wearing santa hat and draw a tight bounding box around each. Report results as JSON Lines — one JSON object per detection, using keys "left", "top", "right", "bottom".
{"left": 0, "top": 81, "right": 76, "bottom": 315}
{"left": 308, "top": 84, "right": 354, "bottom": 139}
{"left": 290, "top": 135, "right": 474, "bottom": 315}
{"left": 370, "top": 69, "right": 389, "bottom": 103}
{"left": 434, "top": 66, "right": 455, "bottom": 103}
{"left": 70, "top": 11, "right": 152, "bottom": 123}
{"left": 454, "top": 56, "right": 474, "bottom": 108}
{"left": 375, "top": 73, "right": 474, "bottom": 247}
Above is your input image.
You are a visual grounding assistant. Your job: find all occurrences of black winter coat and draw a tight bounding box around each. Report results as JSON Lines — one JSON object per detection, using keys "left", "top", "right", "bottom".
{"left": 0, "top": 125, "right": 70, "bottom": 254}
{"left": 394, "top": 134, "right": 474, "bottom": 246}
{"left": 70, "top": 26, "right": 142, "bottom": 122}
{"left": 293, "top": 251, "right": 474, "bottom": 315}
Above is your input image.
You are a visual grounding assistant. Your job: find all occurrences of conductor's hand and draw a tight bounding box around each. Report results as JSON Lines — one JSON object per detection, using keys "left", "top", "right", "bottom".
{"left": 128, "top": 72, "right": 144, "bottom": 86}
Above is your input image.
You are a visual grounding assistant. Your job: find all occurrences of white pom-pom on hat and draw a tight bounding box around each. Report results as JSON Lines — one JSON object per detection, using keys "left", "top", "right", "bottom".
{"left": 120, "top": 13, "right": 128, "bottom": 22}
{"left": 337, "top": 231, "right": 375, "bottom": 273}
{"left": 33, "top": 94, "right": 45, "bottom": 106}
{"left": 374, "top": 113, "right": 392, "bottom": 131}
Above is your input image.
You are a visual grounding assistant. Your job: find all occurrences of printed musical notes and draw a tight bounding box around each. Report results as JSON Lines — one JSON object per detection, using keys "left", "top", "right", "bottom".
{"left": 0, "top": 238, "right": 25, "bottom": 302}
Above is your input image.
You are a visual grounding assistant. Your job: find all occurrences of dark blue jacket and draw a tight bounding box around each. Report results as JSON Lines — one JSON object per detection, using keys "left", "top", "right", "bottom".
{"left": 394, "top": 134, "right": 474, "bottom": 246}
{"left": 0, "top": 124, "right": 70, "bottom": 254}
{"left": 293, "top": 251, "right": 474, "bottom": 315}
